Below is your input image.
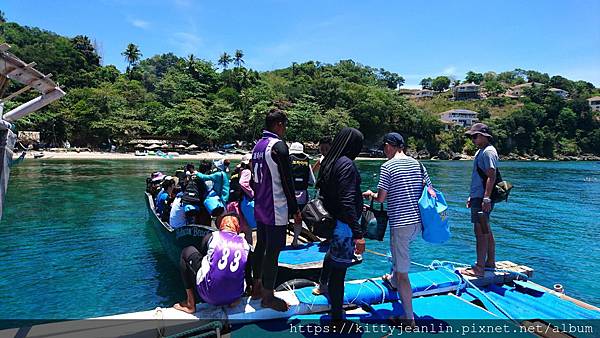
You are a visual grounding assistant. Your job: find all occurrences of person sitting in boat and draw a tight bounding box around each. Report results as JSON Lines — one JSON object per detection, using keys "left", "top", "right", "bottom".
{"left": 174, "top": 213, "right": 250, "bottom": 313}
{"left": 148, "top": 172, "right": 165, "bottom": 199}
{"left": 180, "top": 171, "right": 211, "bottom": 226}
{"left": 226, "top": 154, "right": 255, "bottom": 244}
{"left": 194, "top": 158, "right": 230, "bottom": 216}
{"left": 155, "top": 176, "right": 176, "bottom": 221}
{"left": 169, "top": 193, "right": 187, "bottom": 228}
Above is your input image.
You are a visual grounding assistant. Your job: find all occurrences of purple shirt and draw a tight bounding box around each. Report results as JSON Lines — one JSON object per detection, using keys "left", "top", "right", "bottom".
{"left": 252, "top": 131, "right": 295, "bottom": 225}
{"left": 196, "top": 231, "right": 249, "bottom": 306}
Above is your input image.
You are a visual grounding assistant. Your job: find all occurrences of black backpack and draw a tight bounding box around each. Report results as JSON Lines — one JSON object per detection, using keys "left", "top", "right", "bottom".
{"left": 181, "top": 177, "right": 207, "bottom": 205}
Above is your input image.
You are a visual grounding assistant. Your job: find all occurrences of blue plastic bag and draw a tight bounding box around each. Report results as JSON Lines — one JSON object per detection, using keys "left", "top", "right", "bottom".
{"left": 240, "top": 196, "right": 256, "bottom": 229}
{"left": 204, "top": 190, "right": 225, "bottom": 216}
{"left": 418, "top": 187, "right": 450, "bottom": 244}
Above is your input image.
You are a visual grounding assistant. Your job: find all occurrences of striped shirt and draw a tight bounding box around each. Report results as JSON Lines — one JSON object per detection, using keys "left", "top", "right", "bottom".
{"left": 377, "top": 156, "right": 432, "bottom": 228}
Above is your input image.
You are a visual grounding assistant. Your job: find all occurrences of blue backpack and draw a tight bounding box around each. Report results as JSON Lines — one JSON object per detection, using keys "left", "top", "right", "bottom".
{"left": 417, "top": 163, "right": 450, "bottom": 244}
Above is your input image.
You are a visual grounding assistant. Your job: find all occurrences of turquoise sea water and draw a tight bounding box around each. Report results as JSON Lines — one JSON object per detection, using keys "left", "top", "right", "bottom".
{"left": 0, "top": 159, "right": 599, "bottom": 320}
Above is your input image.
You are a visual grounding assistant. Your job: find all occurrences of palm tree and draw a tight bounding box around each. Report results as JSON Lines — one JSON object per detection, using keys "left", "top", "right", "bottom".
{"left": 233, "top": 49, "right": 245, "bottom": 68}
{"left": 218, "top": 52, "right": 232, "bottom": 70}
{"left": 121, "top": 43, "right": 142, "bottom": 71}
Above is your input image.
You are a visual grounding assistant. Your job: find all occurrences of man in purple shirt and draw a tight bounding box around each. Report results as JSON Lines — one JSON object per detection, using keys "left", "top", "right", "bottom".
{"left": 251, "top": 108, "right": 301, "bottom": 311}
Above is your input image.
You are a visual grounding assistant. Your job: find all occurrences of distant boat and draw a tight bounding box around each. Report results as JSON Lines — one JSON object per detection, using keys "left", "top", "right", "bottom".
{"left": 134, "top": 150, "right": 147, "bottom": 157}
{"left": 33, "top": 152, "right": 44, "bottom": 159}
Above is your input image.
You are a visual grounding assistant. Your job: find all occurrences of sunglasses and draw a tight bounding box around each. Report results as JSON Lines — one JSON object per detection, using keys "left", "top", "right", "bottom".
{"left": 470, "top": 134, "right": 479, "bottom": 140}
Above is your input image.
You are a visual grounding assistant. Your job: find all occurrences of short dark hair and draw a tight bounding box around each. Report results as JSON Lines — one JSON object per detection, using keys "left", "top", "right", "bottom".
{"left": 161, "top": 179, "right": 174, "bottom": 190}
{"left": 318, "top": 136, "right": 332, "bottom": 145}
{"left": 265, "top": 108, "right": 288, "bottom": 130}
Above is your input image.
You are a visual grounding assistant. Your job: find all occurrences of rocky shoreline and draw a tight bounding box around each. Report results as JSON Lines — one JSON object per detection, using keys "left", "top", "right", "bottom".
{"left": 406, "top": 149, "right": 600, "bottom": 162}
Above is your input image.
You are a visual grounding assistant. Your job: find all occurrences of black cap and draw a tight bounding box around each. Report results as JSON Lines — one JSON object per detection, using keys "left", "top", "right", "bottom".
{"left": 383, "top": 132, "right": 405, "bottom": 147}
{"left": 465, "top": 123, "right": 492, "bottom": 138}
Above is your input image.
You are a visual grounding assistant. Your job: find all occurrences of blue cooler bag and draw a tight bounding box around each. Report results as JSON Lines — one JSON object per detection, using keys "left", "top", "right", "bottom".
{"left": 418, "top": 187, "right": 450, "bottom": 244}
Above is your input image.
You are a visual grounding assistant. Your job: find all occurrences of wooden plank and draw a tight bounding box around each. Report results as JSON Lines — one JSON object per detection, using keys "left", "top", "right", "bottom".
{"left": 1, "top": 84, "right": 32, "bottom": 102}
{"left": 458, "top": 260, "right": 534, "bottom": 287}
{"left": 0, "top": 43, "right": 9, "bottom": 52}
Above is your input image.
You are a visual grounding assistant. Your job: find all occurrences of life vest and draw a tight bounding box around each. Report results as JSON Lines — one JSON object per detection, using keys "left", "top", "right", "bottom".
{"left": 290, "top": 153, "right": 310, "bottom": 191}
{"left": 197, "top": 231, "right": 249, "bottom": 306}
{"left": 181, "top": 177, "right": 207, "bottom": 205}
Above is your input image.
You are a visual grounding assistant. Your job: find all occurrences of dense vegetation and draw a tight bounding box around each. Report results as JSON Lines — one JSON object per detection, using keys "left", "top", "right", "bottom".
{"left": 1, "top": 17, "right": 599, "bottom": 157}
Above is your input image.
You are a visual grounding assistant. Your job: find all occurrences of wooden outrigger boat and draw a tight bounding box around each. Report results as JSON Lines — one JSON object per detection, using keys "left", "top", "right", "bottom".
{"left": 145, "top": 189, "right": 325, "bottom": 287}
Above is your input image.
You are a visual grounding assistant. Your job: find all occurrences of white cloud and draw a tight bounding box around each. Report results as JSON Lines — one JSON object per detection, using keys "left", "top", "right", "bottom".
{"left": 172, "top": 32, "right": 203, "bottom": 55}
{"left": 130, "top": 19, "right": 150, "bottom": 29}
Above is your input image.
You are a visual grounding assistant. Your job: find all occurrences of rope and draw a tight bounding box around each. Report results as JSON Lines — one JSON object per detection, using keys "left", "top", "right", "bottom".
{"left": 362, "top": 247, "right": 527, "bottom": 324}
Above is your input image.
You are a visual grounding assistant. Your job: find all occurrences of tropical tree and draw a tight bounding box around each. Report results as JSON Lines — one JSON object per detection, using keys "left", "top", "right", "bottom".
{"left": 0, "top": 10, "right": 6, "bottom": 23}
{"left": 465, "top": 71, "right": 484, "bottom": 84}
{"left": 121, "top": 43, "right": 142, "bottom": 71}
{"left": 431, "top": 76, "right": 451, "bottom": 92}
{"left": 218, "top": 52, "right": 232, "bottom": 69}
{"left": 420, "top": 77, "right": 433, "bottom": 90}
{"left": 233, "top": 49, "right": 245, "bottom": 68}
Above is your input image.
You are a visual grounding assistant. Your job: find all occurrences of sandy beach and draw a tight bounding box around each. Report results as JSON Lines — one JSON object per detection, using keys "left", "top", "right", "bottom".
{"left": 15, "top": 150, "right": 388, "bottom": 161}
{"left": 16, "top": 150, "right": 247, "bottom": 161}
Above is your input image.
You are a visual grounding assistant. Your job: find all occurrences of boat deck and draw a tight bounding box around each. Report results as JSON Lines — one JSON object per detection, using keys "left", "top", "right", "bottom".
{"left": 3, "top": 261, "right": 597, "bottom": 337}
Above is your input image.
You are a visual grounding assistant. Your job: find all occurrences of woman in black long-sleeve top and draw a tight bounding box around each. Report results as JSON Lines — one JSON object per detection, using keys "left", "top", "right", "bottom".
{"left": 314, "top": 127, "right": 366, "bottom": 322}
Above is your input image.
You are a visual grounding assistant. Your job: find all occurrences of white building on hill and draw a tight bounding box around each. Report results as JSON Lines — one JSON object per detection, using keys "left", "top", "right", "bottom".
{"left": 440, "top": 109, "right": 479, "bottom": 128}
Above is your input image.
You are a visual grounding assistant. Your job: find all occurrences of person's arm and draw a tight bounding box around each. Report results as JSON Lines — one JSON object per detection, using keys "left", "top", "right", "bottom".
{"left": 198, "top": 232, "right": 214, "bottom": 257}
{"left": 221, "top": 172, "right": 230, "bottom": 203}
{"left": 422, "top": 164, "right": 437, "bottom": 198}
{"left": 363, "top": 165, "right": 389, "bottom": 202}
{"left": 239, "top": 169, "right": 254, "bottom": 199}
{"left": 334, "top": 160, "right": 363, "bottom": 239}
{"left": 194, "top": 172, "right": 220, "bottom": 182}
{"left": 272, "top": 141, "right": 299, "bottom": 217}
{"left": 482, "top": 150, "right": 498, "bottom": 212}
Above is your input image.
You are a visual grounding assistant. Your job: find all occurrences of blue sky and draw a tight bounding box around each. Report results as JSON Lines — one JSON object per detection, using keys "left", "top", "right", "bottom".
{"left": 3, "top": 0, "right": 600, "bottom": 87}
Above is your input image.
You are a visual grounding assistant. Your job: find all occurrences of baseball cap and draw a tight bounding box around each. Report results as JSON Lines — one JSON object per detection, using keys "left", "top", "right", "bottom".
{"left": 383, "top": 132, "right": 405, "bottom": 147}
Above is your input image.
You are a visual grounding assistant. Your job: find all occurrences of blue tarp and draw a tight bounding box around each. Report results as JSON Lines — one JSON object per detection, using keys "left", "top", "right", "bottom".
{"left": 295, "top": 269, "right": 461, "bottom": 306}
{"left": 278, "top": 242, "right": 328, "bottom": 266}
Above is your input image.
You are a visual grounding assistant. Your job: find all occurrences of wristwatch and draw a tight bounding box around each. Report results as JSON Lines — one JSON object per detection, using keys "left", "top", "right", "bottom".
{"left": 483, "top": 197, "right": 492, "bottom": 203}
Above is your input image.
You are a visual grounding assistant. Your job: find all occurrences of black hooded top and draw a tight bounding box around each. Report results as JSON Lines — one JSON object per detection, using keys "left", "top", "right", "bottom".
{"left": 317, "top": 127, "right": 364, "bottom": 239}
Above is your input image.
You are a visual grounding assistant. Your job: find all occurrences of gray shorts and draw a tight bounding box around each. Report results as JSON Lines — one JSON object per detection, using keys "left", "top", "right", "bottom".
{"left": 470, "top": 197, "right": 494, "bottom": 224}
{"left": 390, "top": 223, "right": 421, "bottom": 274}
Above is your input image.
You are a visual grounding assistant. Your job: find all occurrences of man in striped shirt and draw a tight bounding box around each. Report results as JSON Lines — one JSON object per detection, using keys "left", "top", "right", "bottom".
{"left": 363, "top": 132, "right": 434, "bottom": 325}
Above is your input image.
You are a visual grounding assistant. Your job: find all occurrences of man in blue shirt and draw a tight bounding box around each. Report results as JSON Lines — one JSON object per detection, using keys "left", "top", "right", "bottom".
{"left": 464, "top": 123, "right": 499, "bottom": 277}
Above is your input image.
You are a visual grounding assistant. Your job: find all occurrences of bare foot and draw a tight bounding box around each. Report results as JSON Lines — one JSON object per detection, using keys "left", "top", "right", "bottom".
{"left": 261, "top": 296, "right": 289, "bottom": 312}
{"left": 173, "top": 302, "right": 195, "bottom": 314}
{"left": 485, "top": 262, "right": 496, "bottom": 269}
{"left": 312, "top": 284, "right": 328, "bottom": 296}
{"left": 382, "top": 273, "right": 397, "bottom": 290}
{"left": 462, "top": 266, "right": 485, "bottom": 277}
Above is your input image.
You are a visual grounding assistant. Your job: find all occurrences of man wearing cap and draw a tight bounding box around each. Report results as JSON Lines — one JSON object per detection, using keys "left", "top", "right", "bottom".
{"left": 464, "top": 123, "right": 499, "bottom": 277}
{"left": 289, "top": 142, "right": 316, "bottom": 247}
{"left": 363, "top": 132, "right": 434, "bottom": 325}
{"left": 251, "top": 108, "right": 301, "bottom": 312}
